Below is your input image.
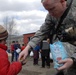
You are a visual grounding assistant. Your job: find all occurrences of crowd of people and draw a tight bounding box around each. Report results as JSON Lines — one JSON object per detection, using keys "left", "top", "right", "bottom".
{"left": 10, "top": 36, "right": 51, "bottom": 69}
{"left": 32, "top": 38, "right": 52, "bottom": 68}
{"left": 10, "top": 41, "right": 26, "bottom": 62}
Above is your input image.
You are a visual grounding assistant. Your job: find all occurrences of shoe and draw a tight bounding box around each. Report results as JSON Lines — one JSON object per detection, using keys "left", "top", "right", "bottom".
{"left": 41, "top": 66, "right": 45, "bottom": 68}
{"left": 46, "top": 66, "right": 50, "bottom": 69}
{"left": 33, "top": 63, "right": 36, "bottom": 65}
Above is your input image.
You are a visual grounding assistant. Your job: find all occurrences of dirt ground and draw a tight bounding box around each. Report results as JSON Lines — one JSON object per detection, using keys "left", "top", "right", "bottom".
{"left": 8, "top": 53, "right": 57, "bottom": 75}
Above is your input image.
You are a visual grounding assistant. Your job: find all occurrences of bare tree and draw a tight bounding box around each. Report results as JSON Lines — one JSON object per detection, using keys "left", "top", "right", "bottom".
{"left": 3, "top": 16, "right": 19, "bottom": 35}
{"left": 3, "top": 16, "right": 19, "bottom": 48}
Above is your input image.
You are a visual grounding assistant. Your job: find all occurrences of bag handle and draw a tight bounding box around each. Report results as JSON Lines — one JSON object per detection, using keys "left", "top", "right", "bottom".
{"left": 55, "top": 0, "right": 73, "bottom": 33}
{"left": 50, "top": 0, "right": 73, "bottom": 44}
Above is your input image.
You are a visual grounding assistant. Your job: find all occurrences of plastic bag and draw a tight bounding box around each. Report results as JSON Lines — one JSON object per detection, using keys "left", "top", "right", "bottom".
{"left": 30, "top": 51, "right": 33, "bottom": 57}
{"left": 50, "top": 41, "right": 68, "bottom": 68}
{"left": 16, "top": 48, "right": 21, "bottom": 53}
{"left": 39, "top": 52, "right": 41, "bottom": 59}
{"left": 50, "top": 52, "right": 53, "bottom": 59}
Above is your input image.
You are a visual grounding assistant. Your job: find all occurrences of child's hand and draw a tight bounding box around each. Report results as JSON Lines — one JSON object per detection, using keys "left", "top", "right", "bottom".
{"left": 18, "top": 56, "right": 27, "bottom": 65}
{"left": 21, "top": 60, "right": 27, "bottom": 65}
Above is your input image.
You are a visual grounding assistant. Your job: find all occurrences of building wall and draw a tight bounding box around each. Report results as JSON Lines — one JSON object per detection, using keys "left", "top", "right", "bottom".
{"left": 23, "top": 32, "right": 35, "bottom": 46}
{"left": 7, "top": 32, "right": 35, "bottom": 50}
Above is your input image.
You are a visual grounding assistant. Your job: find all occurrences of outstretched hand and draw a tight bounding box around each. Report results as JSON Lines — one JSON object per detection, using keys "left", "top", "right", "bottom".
{"left": 57, "top": 58, "right": 73, "bottom": 71}
{"left": 18, "top": 45, "right": 31, "bottom": 62}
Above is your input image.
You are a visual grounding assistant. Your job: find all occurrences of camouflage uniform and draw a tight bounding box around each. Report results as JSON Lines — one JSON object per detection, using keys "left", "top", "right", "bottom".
{"left": 28, "top": 0, "right": 76, "bottom": 75}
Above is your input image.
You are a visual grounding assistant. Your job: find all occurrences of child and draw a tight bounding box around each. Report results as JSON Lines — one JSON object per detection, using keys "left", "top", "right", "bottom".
{"left": 0, "top": 25, "right": 25, "bottom": 75}
{"left": 21, "top": 44, "right": 26, "bottom": 51}
{"left": 33, "top": 44, "right": 40, "bottom": 65}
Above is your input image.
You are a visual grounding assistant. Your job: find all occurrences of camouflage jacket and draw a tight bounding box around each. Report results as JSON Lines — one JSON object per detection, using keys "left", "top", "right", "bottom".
{"left": 28, "top": 0, "right": 76, "bottom": 74}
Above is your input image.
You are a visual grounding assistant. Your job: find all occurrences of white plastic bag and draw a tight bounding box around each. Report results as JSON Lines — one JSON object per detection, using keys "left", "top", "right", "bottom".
{"left": 16, "top": 48, "right": 21, "bottom": 53}
{"left": 39, "top": 52, "right": 41, "bottom": 59}
{"left": 30, "top": 51, "right": 33, "bottom": 57}
{"left": 50, "top": 52, "right": 53, "bottom": 59}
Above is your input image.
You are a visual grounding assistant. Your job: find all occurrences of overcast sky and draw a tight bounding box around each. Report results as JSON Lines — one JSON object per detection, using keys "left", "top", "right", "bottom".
{"left": 0, "top": 0, "right": 48, "bottom": 35}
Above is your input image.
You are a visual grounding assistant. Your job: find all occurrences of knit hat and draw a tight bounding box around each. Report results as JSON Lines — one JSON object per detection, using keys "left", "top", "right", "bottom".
{"left": 0, "top": 25, "right": 8, "bottom": 40}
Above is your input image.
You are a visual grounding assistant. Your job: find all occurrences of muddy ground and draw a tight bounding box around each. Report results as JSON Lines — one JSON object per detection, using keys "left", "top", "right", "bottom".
{"left": 8, "top": 54, "right": 57, "bottom": 75}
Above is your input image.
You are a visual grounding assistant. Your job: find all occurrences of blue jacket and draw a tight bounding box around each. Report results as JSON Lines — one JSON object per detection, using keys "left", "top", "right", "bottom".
{"left": 34, "top": 45, "right": 40, "bottom": 51}
{"left": 14, "top": 44, "right": 21, "bottom": 50}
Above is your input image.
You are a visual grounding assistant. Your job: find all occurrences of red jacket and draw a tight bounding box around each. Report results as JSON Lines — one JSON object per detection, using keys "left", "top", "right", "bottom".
{"left": 21, "top": 46, "right": 25, "bottom": 51}
{"left": 0, "top": 44, "right": 22, "bottom": 75}
{"left": 11, "top": 44, "right": 14, "bottom": 51}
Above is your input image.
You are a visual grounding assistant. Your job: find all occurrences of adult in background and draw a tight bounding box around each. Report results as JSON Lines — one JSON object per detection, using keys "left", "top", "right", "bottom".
{"left": 47, "top": 38, "right": 53, "bottom": 63}
{"left": 40, "top": 39, "right": 50, "bottom": 68}
{"left": 19, "top": 0, "right": 76, "bottom": 75}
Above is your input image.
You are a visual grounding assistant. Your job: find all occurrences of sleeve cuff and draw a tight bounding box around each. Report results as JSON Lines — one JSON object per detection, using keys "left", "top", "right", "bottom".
{"left": 71, "top": 57, "right": 76, "bottom": 67}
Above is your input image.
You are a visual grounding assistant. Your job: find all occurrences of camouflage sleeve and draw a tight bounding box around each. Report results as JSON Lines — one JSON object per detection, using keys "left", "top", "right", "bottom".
{"left": 28, "top": 14, "right": 56, "bottom": 48}
{"left": 71, "top": 53, "right": 76, "bottom": 67}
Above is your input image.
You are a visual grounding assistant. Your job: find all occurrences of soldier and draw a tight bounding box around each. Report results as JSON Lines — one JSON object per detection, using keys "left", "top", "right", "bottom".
{"left": 19, "top": 0, "right": 76, "bottom": 75}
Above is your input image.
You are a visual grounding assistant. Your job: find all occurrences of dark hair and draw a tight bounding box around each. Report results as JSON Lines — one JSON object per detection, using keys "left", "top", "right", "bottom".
{"left": 12, "top": 41, "right": 15, "bottom": 43}
{"left": 16, "top": 41, "right": 18, "bottom": 43}
{"left": 22, "top": 44, "right": 24, "bottom": 46}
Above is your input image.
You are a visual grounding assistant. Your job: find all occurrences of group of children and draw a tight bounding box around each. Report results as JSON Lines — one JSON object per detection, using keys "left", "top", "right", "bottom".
{"left": 11, "top": 41, "right": 25, "bottom": 62}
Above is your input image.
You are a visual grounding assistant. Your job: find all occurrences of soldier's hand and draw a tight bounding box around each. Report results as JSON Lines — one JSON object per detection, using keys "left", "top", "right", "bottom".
{"left": 18, "top": 58, "right": 27, "bottom": 65}
{"left": 57, "top": 58, "right": 73, "bottom": 71}
{"left": 18, "top": 45, "right": 31, "bottom": 62}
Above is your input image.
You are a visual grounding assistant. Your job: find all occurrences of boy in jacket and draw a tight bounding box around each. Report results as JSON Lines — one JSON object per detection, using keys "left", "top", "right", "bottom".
{"left": 0, "top": 25, "right": 25, "bottom": 75}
